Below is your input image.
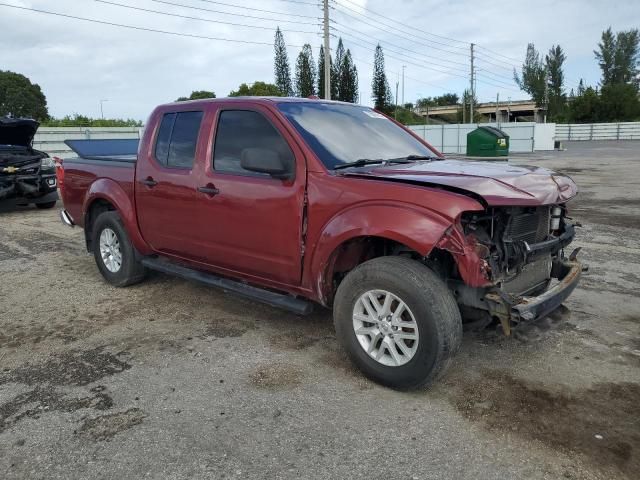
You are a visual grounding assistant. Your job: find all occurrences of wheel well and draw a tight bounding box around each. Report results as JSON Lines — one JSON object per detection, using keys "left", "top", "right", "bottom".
{"left": 85, "top": 199, "right": 116, "bottom": 252}
{"left": 322, "top": 236, "right": 421, "bottom": 305}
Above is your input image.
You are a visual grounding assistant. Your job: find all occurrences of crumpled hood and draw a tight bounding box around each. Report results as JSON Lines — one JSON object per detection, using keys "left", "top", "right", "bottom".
{"left": 0, "top": 117, "right": 39, "bottom": 147}
{"left": 341, "top": 159, "right": 578, "bottom": 206}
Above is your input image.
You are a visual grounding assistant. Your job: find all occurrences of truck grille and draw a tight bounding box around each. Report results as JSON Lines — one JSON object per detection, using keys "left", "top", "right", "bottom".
{"left": 505, "top": 206, "right": 550, "bottom": 244}
{"left": 502, "top": 256, "right": 552, "bottom": 296}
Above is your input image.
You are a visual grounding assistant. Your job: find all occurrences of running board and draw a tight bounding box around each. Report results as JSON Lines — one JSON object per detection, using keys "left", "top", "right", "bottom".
{"left": 141, "top": 257, "right": 314, "bottom": 316}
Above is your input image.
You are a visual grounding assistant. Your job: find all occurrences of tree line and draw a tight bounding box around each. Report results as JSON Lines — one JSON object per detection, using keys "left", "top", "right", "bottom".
{"left": 515, "top": 27, "right": 640, "bottom": 122}
{"left": 0, "top": 26, "right": 398, "bottom": 123}
{"left": 176, "top": 28, "right": 399, "bottom": 114}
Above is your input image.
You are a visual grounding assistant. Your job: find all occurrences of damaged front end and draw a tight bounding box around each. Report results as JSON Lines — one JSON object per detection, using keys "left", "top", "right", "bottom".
{"left": 437, "top": 204, "right": 584, "bottom": 335}
{"left": 0, "top": 117, "right": 58, "bottom": 205}
{"left": 0, "top": 151, "right": 58, "bottom": 203}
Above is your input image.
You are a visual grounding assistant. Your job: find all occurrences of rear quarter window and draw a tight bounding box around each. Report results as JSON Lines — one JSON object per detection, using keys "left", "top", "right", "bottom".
{"left": 154, "top": 111, "right": 203, "bottom": 168}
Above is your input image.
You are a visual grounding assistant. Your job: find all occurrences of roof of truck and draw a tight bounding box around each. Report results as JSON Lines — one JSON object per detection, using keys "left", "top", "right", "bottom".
{"left": 162, "top": 96, "right": 357, "bottom": 107}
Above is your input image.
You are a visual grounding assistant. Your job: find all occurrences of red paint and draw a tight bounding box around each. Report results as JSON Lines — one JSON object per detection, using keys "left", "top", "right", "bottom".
{"left": 58, "top": 98, "right": 578, "bottom": 305}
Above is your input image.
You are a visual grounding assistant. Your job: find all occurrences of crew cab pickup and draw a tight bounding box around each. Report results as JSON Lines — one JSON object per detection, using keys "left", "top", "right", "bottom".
{"left": 57, "top": 98, "right": 582, "bottom": 389}
{"left": 1, "top": 118, "right": 58, "bottom": 208}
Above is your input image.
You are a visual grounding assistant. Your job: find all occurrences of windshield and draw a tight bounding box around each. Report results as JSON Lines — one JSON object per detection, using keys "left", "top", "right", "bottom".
{"left": 277, "top": 102, "right": 438, "bottom": 169}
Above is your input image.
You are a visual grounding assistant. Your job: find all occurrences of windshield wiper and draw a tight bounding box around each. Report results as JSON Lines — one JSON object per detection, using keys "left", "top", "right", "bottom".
{"left": 333, "top": 158, "right": 413, "bottom": 170}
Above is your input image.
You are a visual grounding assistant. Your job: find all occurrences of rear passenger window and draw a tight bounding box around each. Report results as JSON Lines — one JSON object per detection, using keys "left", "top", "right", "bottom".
{"left": 154, "top": 111, "right": 203, "bottom": 168}
{"left": 213, "top": 110, "right": 294, "bottom": 176}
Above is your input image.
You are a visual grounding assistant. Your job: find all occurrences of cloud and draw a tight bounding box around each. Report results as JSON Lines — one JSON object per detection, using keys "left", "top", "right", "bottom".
{"left": 1, "top": 0, "right": 636, "bottom": 119}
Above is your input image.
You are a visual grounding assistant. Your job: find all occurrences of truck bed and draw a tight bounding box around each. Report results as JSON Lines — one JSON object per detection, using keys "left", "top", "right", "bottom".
{"left": 60, "top": 139, "right": 139, "bottom": 228}
{"left": 64, "top": 139, "right": 138, "bottom": 163}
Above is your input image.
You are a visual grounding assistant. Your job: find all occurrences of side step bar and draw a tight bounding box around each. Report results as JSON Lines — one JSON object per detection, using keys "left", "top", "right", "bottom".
{"left": 141, "top": 257, "right": 314, "bottom": 316}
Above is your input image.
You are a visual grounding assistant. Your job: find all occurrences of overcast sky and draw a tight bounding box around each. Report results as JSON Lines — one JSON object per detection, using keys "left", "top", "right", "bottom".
{"left": 2, "top": 0, "right": 638, "bottom": 120}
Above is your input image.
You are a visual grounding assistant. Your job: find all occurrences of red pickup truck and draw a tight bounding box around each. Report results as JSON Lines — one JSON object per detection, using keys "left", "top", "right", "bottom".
{"left": 56, "top": 97, "right": 582, "bottom": 389}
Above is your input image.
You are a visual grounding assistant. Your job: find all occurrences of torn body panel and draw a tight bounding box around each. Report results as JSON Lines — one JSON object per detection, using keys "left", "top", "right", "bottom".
{"left": 442, "top": 203, "right": 582, "bottom": 333}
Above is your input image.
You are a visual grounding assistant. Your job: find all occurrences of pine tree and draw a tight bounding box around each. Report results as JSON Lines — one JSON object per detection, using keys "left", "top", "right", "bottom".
{"left": 333, "top": 38, "right": 345, "bottom": 100}
{"left": 339, "top": 50, "right": 359, "bottom": 103}
{"left": 295, "top": 44, "right": 316, "bottom": 98}
{"left": 514, "top": 43, "right": 547, "bottom": 107}
{"left": 595, "top": 28, "right": 639, "bottom": 87}
{"left": 274, "top": 27, "right": 293, "bottom": 96}
{"left": 371, "top": 44, "right": 392, "bottom": 112}
{"left": 545, "top": 45, "right": 566, "bottom": 120}
{"left": 595, "top": 28, "right": 617, "bottom": 86}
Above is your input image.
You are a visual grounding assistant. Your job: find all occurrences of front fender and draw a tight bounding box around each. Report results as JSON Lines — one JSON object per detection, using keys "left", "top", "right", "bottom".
{"left": 83, "top": 178, "right": 151, "bottom": 255}
{"left": 308, "top": 202, "right": 458, "bottom": 303}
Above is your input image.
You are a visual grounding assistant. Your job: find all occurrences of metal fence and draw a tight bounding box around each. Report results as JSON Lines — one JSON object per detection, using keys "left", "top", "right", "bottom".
{"left": 556, "top": 122, "right": 640, "bottom": 141}
{"left": 34, "top": 127, "right": 142, "bottom": 158}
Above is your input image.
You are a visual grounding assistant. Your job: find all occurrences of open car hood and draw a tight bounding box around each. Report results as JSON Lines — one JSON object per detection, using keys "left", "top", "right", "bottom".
{"left": 340, "top": 159, "right": 578, "bottom": 206}
{"left": 0, "top": 118, "right": 40, "bottom": 148}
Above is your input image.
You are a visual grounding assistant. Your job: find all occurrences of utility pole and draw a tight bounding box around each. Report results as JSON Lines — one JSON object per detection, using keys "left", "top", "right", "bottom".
{"left": 469, "top": 43, "right": 475, "bottom": 123}
{"left": 495, "top": 92, "right": 499, "bottom": 124}
{"left": 401, "top": 65, "right": 406, "bottom": 106}
{"left": 462, "top": 95, "right": 466, "bottom": 124}
{"left": 322, "top": 0, "right": 331, "bottom": 100}
{"left": 543, "top": 69, "right": 549, "bottom": 123}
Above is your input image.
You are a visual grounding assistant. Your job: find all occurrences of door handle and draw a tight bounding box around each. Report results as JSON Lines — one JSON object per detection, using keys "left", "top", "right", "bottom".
{"left": 141, "top": 177, "right": 158, "bottom": 187}
{"left": 197, "top": 185, "right": 220, "bottom": 196}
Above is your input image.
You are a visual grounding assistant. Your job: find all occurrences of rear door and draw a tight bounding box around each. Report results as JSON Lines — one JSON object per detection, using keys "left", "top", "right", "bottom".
{"left": 191, "top": 104, "right": 307, "bottom": 286}
{"left": 135, "top": 109, "right": 206, "bottom": 258}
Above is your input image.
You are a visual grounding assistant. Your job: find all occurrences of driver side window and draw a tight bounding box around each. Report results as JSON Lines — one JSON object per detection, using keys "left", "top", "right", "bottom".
{"left": 212, "top": 110, "right": 294, "bottom": 177}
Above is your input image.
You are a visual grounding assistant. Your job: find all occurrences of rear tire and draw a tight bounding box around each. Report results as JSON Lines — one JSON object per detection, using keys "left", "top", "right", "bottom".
{"left": 92, "top": 211, "right": 145, "bottom": 287}
{"left": 35, "top": 201, "right": 56, "bottom": 209}
{"left": 333, "top": 256, "right": 462, "bottom": 390}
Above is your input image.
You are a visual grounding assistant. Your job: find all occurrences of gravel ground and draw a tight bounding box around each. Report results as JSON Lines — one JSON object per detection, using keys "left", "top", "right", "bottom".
{"left": 0, "top": 141, "right": 638, "bottom": 480}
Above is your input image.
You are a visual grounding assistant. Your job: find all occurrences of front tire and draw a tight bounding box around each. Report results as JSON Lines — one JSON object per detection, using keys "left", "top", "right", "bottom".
{"left": 333, "top": 256, "right": 462, "bottom": 389}
{"left": 92, "top": 211, "right": 145, "bottom": 287}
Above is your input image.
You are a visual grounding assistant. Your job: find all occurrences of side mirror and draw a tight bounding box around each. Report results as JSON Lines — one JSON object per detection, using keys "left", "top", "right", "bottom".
{"left": 240, "top": 148, "right": 292, "bottom": 180}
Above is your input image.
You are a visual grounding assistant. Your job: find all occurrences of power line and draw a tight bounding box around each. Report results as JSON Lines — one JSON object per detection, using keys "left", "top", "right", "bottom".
{"left": 475, "top": 44, "right": 522, "bottom": 64}
{"left": 336, "top": 0, "right": 533, "bottom": 78}
{"left": 335, "top": 28, "right": 519, "bottom": 92}
{"left": 333, "top": 21, "right": 470, "bottom": 69}
{"left": 183, "top": 0, "right": 318, "bottom": 19}
{"left": 332, "top": 3, "right": 470, "bottom": 59}
{"left": 335, "top": 0, "right": 468, "bottom": 50}
{"left": 95, "top": 0, "right": 320, "bottom": 34}
{"left": 349, "top": 53, "right": 451, "bottom": 92}
{"left": 151, "top": 0, "right": 319, "bottom": 25}
{"left": 0, "top": 2, "right": 305, "bottom": 47}
{"left": 336, "top": 31, "right": 470, "bottom": 80}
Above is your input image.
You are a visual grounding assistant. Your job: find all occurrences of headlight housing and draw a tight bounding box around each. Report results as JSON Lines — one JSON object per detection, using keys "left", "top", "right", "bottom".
{"left": 41, "top": 157, "right": 56, "bottom": 169}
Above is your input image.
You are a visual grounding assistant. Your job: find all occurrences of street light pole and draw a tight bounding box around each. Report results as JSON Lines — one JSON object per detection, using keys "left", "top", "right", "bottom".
{"left": 100, "top": 99, "right": 109, "bottom": 119}
{"left": 401, "top": 65, "right": 406, "bottom": 106}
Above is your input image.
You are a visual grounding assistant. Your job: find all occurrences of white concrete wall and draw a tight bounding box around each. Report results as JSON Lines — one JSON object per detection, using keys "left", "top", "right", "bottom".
{"left": 34, "top": 127, "right": 142, "bottom": 158}
{"left": 406, "top": 122, "right": 556, "bottom": 154}
{"left": 533, "top": 123, "right": 556, "bottom": 150}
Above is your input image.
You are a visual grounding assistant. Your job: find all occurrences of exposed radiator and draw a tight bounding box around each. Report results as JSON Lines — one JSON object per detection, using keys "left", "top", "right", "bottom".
{"left": 505, "top": 206, "right": 550, "bottom": 244}
{"left": 502, "top": 256, "right": 553, "bottom": 296}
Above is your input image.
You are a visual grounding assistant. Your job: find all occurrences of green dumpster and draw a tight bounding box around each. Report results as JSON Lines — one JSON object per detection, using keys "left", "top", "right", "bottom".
{"left": 466, "top": 126, "right": 509, "bottom": 157}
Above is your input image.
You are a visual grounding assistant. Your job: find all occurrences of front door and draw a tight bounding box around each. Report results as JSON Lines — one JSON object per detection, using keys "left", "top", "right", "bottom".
{"left": 191, "top": 106, "right": 306, "bottom": 286}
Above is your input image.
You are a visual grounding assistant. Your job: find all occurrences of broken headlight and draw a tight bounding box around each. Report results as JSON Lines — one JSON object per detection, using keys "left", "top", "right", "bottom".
{"left": 40, "top": 157, "right": 56, "bottom": 170}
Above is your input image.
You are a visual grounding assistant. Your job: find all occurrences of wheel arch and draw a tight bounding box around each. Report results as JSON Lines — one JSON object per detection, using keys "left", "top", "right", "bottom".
{"left": 82, "top": 179, "right": 150, "bottom": 255}
{"left": 308, "top": 203, "right": 455, "bottom": 306}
